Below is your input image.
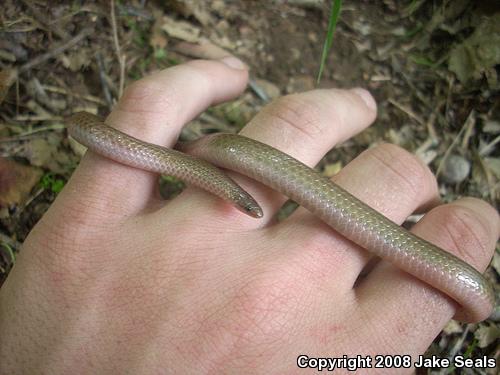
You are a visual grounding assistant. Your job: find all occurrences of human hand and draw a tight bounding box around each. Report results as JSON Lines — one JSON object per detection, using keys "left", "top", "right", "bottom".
{"left": 1, "top": 58, "right": 498, "bottom": 374}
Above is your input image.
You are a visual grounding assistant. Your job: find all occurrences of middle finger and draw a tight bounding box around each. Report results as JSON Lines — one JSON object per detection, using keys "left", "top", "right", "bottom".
{"left": 278, "top": 143, "right": 440, "bottom": 290}
{"left": 237, "top": 88, "right": 378, "bottom": 225}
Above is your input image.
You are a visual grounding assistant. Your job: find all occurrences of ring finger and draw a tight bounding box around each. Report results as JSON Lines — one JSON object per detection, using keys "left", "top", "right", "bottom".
{"left": 270, "top": 143, "right": 440, "bottom": 290}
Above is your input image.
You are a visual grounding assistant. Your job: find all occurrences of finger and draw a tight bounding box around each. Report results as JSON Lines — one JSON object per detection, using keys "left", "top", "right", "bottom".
{"left": 272, "top": 143, "right": 440, "bottom": 290}
{"left": 170, "top": 88, "right": 377, "bottom": 228}
{"left": 357, "top": 198, "right": 499, "bottom": 347}
{"left": 234, "top": 88, "right": 377, "bottom": 224}
{"left": 108, "top": 57, "right": 248, "bottom": 143}
{"left": 62, "top": 58, "right": 249, "bottom": 217}
{"left": 241, "top": 88, "right": 377, "bottom": 221}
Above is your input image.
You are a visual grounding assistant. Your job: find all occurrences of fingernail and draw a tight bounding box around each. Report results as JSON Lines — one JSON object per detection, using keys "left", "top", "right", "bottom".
{"left": 351, "top": 88, "right": 377, "bottom": 111}
{"left": 220, "top": 56, "right": 247, "bottom": 70}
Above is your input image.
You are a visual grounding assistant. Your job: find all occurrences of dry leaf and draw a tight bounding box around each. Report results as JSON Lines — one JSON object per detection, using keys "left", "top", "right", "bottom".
{"left": 483, "top": 120, "right": 500, "bottom": 134}
{"left": 150, "top": 9, "right": 168, "bottom": 50}
{"left": 170, "top": 0, "right": 213, "bottom": 26}
{"left": 474, "top": 323, "right": 500, "bottom": 348}
{"left": 25, "top": 133, "right": 72, "bottom": 174}
{"left": 442, "top": 320, "right": 463, "bottom": 335}
{"left": 286, "top": 75, "right": 315, "bottom": 94}
{"left": 173, "top": 39, "right": 229, "bottom": 60}
{"left": 483, "top": 157, "right": 500, "bottom": 179}
{"left": 448, "top": 13, "right": 500, "bottom": 86}
{"left": 323, "top": 162, "right": 342, "bottom": 178}
{"left": 0, "top": 68, "right": 17, "bottom": 105}
{"left": 0, "top": 158, "right": 42, "bottom": 208}
{"left": 58, "top": 44, "right": 92, "bottom": 72}
{"left": 161, "top": 16, "right": 201, "bottom": 43}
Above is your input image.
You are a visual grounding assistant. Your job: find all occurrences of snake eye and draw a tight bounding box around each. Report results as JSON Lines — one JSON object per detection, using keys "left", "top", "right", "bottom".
{"left": 245, "top": 204, "right": 263, "bottom": 218}
{"left": 234, "top": 193, "right": 263, "bottom": 218}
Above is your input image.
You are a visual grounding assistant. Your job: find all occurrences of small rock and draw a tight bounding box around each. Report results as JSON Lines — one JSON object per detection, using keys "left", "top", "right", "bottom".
{"left": 441, "top": 154, "right": 470, "bottom": 184}
{"left": 253, "top": 79, "right": 281, "bottom": 100}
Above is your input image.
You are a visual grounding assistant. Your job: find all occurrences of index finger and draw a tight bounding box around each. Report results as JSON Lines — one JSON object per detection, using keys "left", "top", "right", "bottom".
{"left": 61, "top": 58, "right": 249, "bottom": 218}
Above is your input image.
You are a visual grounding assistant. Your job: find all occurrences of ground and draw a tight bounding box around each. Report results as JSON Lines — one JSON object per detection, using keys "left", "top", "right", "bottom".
{"left": 0, "top": 1, "right": 499, "bottom": 373}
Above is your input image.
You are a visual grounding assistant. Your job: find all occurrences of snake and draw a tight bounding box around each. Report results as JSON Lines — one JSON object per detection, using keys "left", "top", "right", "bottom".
{"left": 66, "top": 111, "right": 495, "bottom": 323}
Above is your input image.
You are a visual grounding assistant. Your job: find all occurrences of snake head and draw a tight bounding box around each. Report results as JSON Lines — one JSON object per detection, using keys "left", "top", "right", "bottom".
{"left": 234, "top": 192, "right": 263, "bottom": 218}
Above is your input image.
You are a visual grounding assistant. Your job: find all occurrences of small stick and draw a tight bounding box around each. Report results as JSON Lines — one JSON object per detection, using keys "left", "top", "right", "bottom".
{"left": 96, "top": 52, "right": 113, "bottom": 108}
{"left": 388, "top": 98, "right": 425, "bottom": 126}
{"left": 41, "top": 84, "right": 107, "bottom": 105}
{"left": 435, "top": 110, "right": 475, "bottom": 178}
{"left": 19, "top": 27, "right": 93, "bottom": 73}
{"left": 479, "top": 135, "right": 500, "bottom": 157}
{"left": 110, "top": 0, "right": 125, "bottom": 98}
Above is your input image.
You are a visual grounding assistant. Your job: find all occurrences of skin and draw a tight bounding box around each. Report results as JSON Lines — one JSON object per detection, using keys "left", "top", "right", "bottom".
{"left": 0, "top": 58, "right": 498, "bottom": 374}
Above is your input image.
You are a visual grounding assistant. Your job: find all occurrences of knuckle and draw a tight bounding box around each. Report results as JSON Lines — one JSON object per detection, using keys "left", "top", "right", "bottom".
{"left": 289, "top": 218, "right": 353, "bottom": 271}
{"left": 118, "top": 79, "right": 174, "bottom": 116}
{"left": 429, "top": 203, "right": 493, "bottom": 262}
{"left": 120, "top": 80, "right": 155, "bottom": 108}
{"left": 368, "top": 143, "right": 435, "bottom": 198}
{"left": 264, "top": 94, "right": 325, "bottom": 142}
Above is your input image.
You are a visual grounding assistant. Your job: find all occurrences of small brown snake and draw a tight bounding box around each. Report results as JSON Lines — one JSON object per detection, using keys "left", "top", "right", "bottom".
{"left": 66, "top": 111, "right": 495, "bottom": 323}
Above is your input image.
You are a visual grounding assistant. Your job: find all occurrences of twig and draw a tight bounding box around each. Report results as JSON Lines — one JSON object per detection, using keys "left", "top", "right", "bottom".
{"left": 19, "top": 27, "right": 93, "bottom": 73}
{"left": 400, "top": 72, "right": 449, "bottom": 129}
{"left": 0, "top": 133, "right": 59, "bottom": 144}
{"left": 1, "top": 16, "right": 38, "bottom": 33}
{"left": 388, "top": 98, "right": 425, "bottom": 126}
{"left": 436, "top": 325, "right": 470, "bottom": 375}
{"left": 110, "top": 0, "right": 125, "bottom": 99}
{"left": 96, "top": 52, "right": 113, "bottom": 108}
{"left": 15, "top": 74, "right": 20, "bottom": 115}
{"left": 41, "top": 84, "right": 107, "bottom": 105}
{"left": 435, "top": 110, "right": 475, "bottom": 178}
{"left": 415, "top": 138, "right": 437, "bottom": 165}
{"left": 479, "top": 135, "right": 500, "bottom": 157}
{"left": 13, "top": 115, "right": 64, "bottom": 122}
{"left": 9, "top": 123, "right": 64, "bottom": 134}
{"left": 475, "top": 150, "right": 497, "bottom": 202}
{"left": 0, "top": 121, "right": 67, "bottom": 145}
{"left": 425, "top": 112, "right": 438, "bottom": 141}
{"left": 11, "top": 187, "right": 45, "bottom": 222}
{"left": 249, "top": 78, "right": 270, "bottom": 102}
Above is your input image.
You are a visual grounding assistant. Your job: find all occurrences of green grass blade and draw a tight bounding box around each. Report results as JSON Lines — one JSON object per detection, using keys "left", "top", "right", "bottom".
{"left": 1, "top": 243, "right": 16, "bottom": 265}
{"left": 317, "top": 0, "right": 342, "bottom": 84}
